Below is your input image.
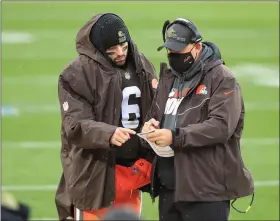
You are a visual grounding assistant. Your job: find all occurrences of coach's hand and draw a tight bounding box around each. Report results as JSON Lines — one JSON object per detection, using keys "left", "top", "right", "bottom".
{"left": 142, "top": 123, "right": 156, "bottom": 133}
{"left": 142, "top": 118, "right": 160, "bottom": 133}
{"left": 148, "top": 118, "right": 160, "bottom": 128}
{"left": 146, "top": 129, "right": 172, "bottom": 147}
{"left": 110, "top": 127, "right": 136, "bottom": 147}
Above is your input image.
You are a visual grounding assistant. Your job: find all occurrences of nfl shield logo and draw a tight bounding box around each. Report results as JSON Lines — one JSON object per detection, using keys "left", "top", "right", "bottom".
{"left": 124, "top": 72, "right": 131, "bottom": 80}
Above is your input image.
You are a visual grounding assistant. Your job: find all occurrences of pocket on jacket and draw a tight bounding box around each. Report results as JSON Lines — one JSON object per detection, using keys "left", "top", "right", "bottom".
{"left": 191, "top": 147, "right": 226, "bottom": 194}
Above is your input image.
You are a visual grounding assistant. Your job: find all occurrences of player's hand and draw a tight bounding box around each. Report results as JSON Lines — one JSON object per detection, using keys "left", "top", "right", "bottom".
{"left": 146, "top": 129, "right": 172, "bottom": 147}
{"left": 110, "top": 127, "right": 136, "bottom": 147}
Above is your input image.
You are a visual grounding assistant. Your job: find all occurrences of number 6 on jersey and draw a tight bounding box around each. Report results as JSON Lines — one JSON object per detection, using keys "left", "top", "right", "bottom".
{"left": 121, "top": 86, "right": 141, "bottom": 129}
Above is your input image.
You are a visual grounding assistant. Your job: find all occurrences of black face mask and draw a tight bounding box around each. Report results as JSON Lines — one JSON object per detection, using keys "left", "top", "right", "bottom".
{"left": 168, "top": 51, "right": 195, "bottom": 73}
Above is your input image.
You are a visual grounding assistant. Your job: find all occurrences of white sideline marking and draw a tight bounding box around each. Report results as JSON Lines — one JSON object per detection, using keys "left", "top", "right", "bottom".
{"left": 3, "top": 75, "right": 57, "bottom": 84}
{"left": 245, "top": 101, "right": 279, "bottom": 111}
{"left": 2, "top": 32, "right": 34, "bottom": 44}
{"left": 231, "top": 64, "right": 279, "bottom": 87}
{"left": 241, "top": 138, "right": 279, "bottom": 146}
{"left": 2, "top": 138, "right": 279, "bottom": 149}
{"left": 254, "top": 180, "right": 279, "bottom": 187}
{"left": 1, "top": 106, "right": 20, "bottom": 116}
{"left": 2, "top": 185, "right": 57, "bottom": 191}
{"left": 3, "top": 141, "right": 61, "bottom": 149}
{"left": 2, "top": 180, "right": 278, "bottom": 191}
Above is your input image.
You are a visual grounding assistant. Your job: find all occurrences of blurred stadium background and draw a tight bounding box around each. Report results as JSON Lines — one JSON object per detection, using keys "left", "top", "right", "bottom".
{"left": 1, "top": 1, "right": 279, "bottom": 220}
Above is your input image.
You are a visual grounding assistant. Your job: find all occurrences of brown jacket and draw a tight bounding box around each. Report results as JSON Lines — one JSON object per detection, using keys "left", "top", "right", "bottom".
{"left": 55, "top": 14, "right": 157, "bottom": 220}
{"left": 147, "top": 61, "right": 254, "bottom": 202}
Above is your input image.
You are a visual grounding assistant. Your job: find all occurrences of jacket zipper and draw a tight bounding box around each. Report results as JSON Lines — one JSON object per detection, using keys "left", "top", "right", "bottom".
{"left": 150, "top": 74, "right": 176, "bottom": 202}
{"left": 111, "top": 70, "right": 122, "bottom": 204}
{"left": 172, "top": 76, "right": 184, "bottom": 196}
{"left": 149, "top": 74, "right": 164, "bottom": 202}
{"left": 174, "top": 76, "right": 184, "bottom": 136}
{"left": 150, "top": 155, "right": 158, "bottom": 202}
{"left": 114, "top": 70, "right": 122, "bottom": 126}
{"left": 173, "top": 66, "right": 207, "bottom": 202}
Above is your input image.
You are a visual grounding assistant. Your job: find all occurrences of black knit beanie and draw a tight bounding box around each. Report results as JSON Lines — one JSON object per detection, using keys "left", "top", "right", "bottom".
{"left": 90, "top": 14, "right": 131, "bottom": 54}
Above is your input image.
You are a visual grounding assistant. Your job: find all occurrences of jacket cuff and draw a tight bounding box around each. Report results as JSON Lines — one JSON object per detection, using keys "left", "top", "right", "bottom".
{"left": 170, "top": 128, "right": 181, "bottom": 150}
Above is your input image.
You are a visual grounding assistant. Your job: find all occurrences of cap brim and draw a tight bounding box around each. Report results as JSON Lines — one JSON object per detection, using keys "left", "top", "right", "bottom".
{"left": 157, "top": 40, "right": 187, "bottom": 52}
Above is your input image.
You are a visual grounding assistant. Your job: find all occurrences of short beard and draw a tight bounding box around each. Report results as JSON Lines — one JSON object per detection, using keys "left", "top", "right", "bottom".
{"left": 113, "top": 59, "right": 127, "bottom": 67}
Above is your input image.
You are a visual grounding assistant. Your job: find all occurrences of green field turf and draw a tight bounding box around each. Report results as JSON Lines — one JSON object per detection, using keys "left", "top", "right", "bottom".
{"left": 2, "top": 1, "right": 279, "bottom": 220}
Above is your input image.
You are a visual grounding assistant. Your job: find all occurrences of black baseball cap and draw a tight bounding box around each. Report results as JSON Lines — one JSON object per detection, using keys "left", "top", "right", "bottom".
{"left": 157, "top": 23, "right": 196, "bottom": 52}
